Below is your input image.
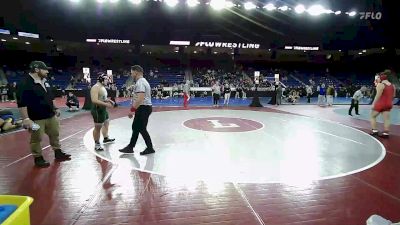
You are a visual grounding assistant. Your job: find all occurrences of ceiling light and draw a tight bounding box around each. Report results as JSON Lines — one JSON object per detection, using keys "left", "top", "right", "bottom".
{"left": 348, "top": 11, "right": 356, "bottom": 17}
{"left": 13, "top": 37, "right": 18, "bottom": 40}
{"left": 244, "top": 2, "right": 256, "bottom": 10}
{"left": 187, "top": 0, "right": 199, "bottom": 7}
{"left": 210, "top": 0, "right": 226, "bottom": 10}
{"left": 278, "top": 6, "right": 288, "bottom": 11}
{"left": 295, "top": 4, "right": 305, "bottom": 14}
{"left": 264, "top": 3, "right": 276, "bottom": 11}
{"left": 307, "top": 5, "right": 326, "bottom": 16}
{"left": 165, "top": 0, "right": 178, "bottom": 7}
{"left": 1, "top": 39, "right": 6, "bottom": 42}
{"left": 225, "top": 1, "right": 234, "bottom": 8}
{"left": 25, "top": 42, "right": 30, "bottom": 45}
{"left": 129, "top": 0, "right": 142, "bottom": 4}
{"left": 335, "top": 10, "right": 341, "bottom": 15}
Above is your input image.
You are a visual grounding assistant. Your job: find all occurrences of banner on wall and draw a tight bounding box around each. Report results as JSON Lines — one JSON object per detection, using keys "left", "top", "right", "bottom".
{"left": 195, "top": 42, "right": 260, "bottom": 49}
{"left": 83, "top": 67, "right": 91, "bottom": 83}
{"left": 86, "top": 39, "right": 130, "bottom": 44}
{"left": 254, "top": 71, "right": 260, "bottom": 84}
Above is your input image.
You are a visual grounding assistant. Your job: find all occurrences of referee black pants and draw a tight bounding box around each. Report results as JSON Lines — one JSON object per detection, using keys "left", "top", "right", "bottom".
{"left": 129, "top": 105, "right": 153, "bottom": 149}
{"left": 349, "top": 99, "right": 359, "bottom": 115}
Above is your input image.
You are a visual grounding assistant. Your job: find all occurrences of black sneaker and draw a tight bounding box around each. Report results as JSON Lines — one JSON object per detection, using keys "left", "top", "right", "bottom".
{"left": 103, "top": 137, "right": 115, "bottom": 144}
{"left": 356, "top": 113, "right": 360, "bottom": 115}
{"left": 379, "top": 132, "right": 390, "bottom": 138}
{"left": 34, "top": 156, "right": 50, "bottom": 168}
{"left": 95, "top": 143, "right": 104, "bottom": 151}
{"left": 54, "top": 149, "right": 71, "bottom": 161}
{"left": 140, "top": 148, "right": 155, "bottom": 155}
{"left": 119, "top": 145, "right": 134, "bottom": 154}
{"left": 370, "top": 130, "right": 379, "bottom": 136}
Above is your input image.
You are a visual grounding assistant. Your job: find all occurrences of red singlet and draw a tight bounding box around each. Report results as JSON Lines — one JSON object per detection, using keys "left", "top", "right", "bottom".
{"left": 373, "top": 83, "right": 395, "bottom": 112}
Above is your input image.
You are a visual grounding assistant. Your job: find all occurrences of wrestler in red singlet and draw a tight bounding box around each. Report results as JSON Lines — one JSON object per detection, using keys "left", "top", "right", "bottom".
{"left": 370, "top": 72, "right": 395, "bottom": 137}
{"left": 373, "top": 75, "right": 395, "bottom": 112}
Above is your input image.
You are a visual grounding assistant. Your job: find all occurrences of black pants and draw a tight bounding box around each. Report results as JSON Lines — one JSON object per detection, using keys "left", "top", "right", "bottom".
{"left": 213, "top": 94, "right": 220, "bottom": 105}
{"left": 129, "top": 105, "right": 153, "bottom": 149}
{"left": 307, "top": 94, "right": 311, "bottom": 103}
{"left": 349, "top": 99, "right": 359, "bottom": 115}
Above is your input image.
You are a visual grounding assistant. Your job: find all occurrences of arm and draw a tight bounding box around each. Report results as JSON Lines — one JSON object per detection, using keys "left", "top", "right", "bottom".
{"left": 90, "top": 87, "right": 112, "bottom": 107}
{"left": 17, "top": 82, "right": 33, "bottom": 129}
{"left": 372, "top": 84, "right": 384, "bottom": 105}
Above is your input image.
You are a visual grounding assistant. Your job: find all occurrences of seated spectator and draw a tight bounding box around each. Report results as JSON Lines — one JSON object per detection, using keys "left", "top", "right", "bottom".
{"left": 66, "top": 92, "right": 80, "bottom": 111}
{"left": 0, "top": 109, "right": 22, "bottom": 132}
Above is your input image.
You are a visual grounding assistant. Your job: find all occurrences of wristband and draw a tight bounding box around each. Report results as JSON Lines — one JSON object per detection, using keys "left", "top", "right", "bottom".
{"left": 130, "top": 107, "right": 136, "bottom": 112}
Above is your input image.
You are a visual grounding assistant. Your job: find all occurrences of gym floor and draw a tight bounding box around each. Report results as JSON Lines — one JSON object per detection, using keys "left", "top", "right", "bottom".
{"left": 0, "top": 97, "right": 399, "bottom": 225}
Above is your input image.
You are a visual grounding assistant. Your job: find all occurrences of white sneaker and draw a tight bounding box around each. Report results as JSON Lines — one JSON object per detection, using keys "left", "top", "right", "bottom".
{"left": 95, "top": 143, "right": 104, "bottom": 151}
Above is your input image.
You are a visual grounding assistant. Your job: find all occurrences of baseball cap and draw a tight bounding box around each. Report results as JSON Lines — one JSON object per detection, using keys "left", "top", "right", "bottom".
{"left": 29, "top": 61, "right": 52, "bottom": 70}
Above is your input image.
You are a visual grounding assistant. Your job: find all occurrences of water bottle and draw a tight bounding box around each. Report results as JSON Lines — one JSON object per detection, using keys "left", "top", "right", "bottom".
{"left": 31, "top": 122, "right": 40, "bottom": 131}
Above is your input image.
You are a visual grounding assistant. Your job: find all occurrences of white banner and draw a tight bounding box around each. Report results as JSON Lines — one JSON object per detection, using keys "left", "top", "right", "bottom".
{"left": 18, "top": 32, "right": 39, "bottom": 39}
{"left": 0, "top": 29, "right": 10, "bottom": 35}
{"left": 83, "top": 67, "right": 90, "bottom": 74}
{"left": 169, "top": 40, "right": 190, "bottom": 46}
{"left": 285, "top": 46, "right": 319, "bottom": 51}
{"left": 195, "top": 42, "right": 260, "bottom": 49}
{"left": 254, "top": 71, "right": 260, "bottom": 84}
{"left": 86, "top": 39, "right": 130, "bottom": 44}
{"left": 83, "top": 67, "right": 90, "bottom": 83}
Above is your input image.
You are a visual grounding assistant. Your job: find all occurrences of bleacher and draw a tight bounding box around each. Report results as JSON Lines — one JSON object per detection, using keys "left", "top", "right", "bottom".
{"left": 147, "top": 70, "right": 185, "bottom": 87}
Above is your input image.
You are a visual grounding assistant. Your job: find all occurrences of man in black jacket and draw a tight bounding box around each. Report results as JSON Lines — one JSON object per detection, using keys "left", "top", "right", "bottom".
{"left": 17, "top": 61, "right": 71, "bottom": 168}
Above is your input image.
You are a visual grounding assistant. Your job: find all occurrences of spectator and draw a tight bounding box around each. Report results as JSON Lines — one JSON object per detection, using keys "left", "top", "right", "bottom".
{"left": 9, "top": 82, "right": 17, "bottom": 103}
{"left": 1, "top": 85, "right": 8, "bottom": 102}
{"left": 17, "top": 61, "right": 71, "bottom": 167}
{"left": 326, "top": 85, "right": 335, "bottom": 106}
{"left": 317, "top": 84, "right": 326, "bottom": 106}
{"left": 276, "top": 83, "right": 283, "bottom": 105}
{"left": 306, "top": 85, "right": 313, "bottom": 103}
{"left": 212, "top": 81, "right": 221, "bottom": 107}
{"left": 66, "top": 92, "right": 80, "bottom": 111}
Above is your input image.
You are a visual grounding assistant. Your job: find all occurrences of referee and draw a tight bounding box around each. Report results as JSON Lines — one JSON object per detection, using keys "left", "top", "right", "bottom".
{"left": 119, "top": 65, "right": 155, "bottom": 155}
{"left": 349, "top": 86, "right": 366, "bottom": 116}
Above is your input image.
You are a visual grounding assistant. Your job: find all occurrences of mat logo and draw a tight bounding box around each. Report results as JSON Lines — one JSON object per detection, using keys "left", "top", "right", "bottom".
{"left": 359, "top": 12, "right": 382, "bottom": 20}
{"left": 184, "top": 117, "right": 263, "bottom": 132}
{"left": 207, "top": 120, "right": 240, "bottom": 128}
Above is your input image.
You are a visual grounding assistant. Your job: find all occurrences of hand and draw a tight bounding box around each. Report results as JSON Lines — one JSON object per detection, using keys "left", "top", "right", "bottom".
{"left": 108, "top": 100, "right": 115, "bottom": 105}
{"left": 22, "top": 118, "right": 33, "bottom": 130}
{"left": 106, "top": 102, "right": 114, "bottom": 108}
{"left": 55, "top": 109, "right": 61, "bottom": 117}
{"left": 128, "top": 113, "right": 134, "bottom": 119}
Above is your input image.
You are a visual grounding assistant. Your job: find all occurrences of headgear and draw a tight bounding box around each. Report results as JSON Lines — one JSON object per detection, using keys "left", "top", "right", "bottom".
{"left": 97, "top": 72, "right": 108, "bottom": 83}
{"left": 379, "top": 73, "right": 388, "bottom": 81}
